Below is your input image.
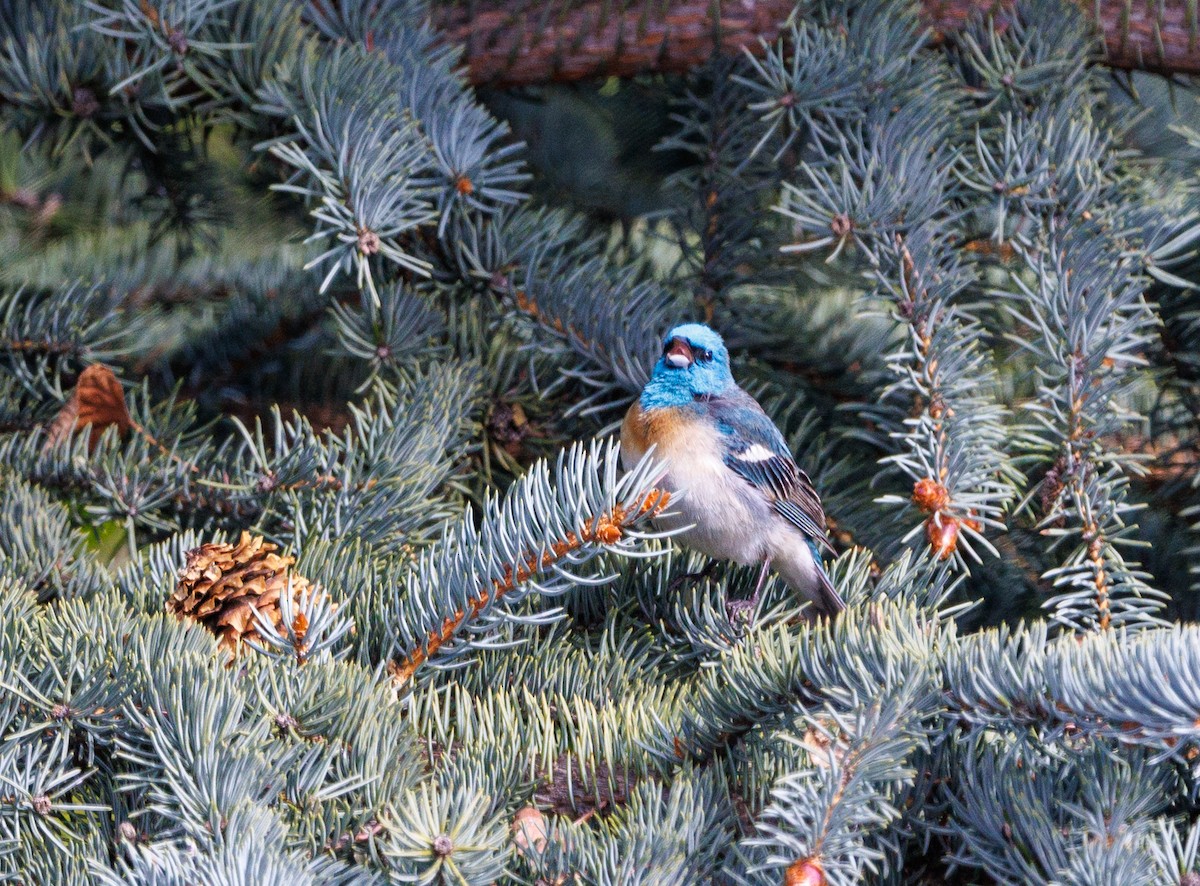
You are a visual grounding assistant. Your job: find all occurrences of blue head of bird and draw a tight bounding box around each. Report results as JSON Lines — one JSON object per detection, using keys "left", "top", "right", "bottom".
{"left": 640, "top": 323, "right": 734, "bottom": 409}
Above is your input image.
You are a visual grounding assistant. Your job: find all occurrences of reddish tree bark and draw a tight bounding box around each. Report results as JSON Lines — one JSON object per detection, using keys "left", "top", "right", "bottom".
{"left": 431, "top": 0, "right": 1200, "bottom": 86}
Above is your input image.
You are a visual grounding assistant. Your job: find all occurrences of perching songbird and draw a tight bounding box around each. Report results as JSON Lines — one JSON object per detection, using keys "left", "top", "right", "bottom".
{"left": 621, "top": 323, "right": 844, "bottom": 619}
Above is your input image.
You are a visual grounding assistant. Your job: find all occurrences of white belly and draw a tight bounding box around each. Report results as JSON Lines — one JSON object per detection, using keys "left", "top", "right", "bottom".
{"left": 658, "top": 474, "right": 768, "bottom": 564}
{"left": 661, "top": 464, "right": 822, "bottom": 595}
{"left": 634, "top": 426, "right": 772, "bottom": 564}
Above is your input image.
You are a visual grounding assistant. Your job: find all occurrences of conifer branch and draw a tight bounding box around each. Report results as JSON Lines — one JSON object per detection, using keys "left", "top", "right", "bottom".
{"left": 946, "top": 622, "right": 1200, "bottom": 764}
{"left": 1011, "top": 231, "right": 1165, "bottom": 631}
{"left": 1, "top": 285, "right": 134, "bottom": 372}
{"left": 391, "top": 486, "right": 670, "bottom": 684}
{"left": 387, "top": 439, "right": 673, "bottom": 685}
{"left": 738, "top": 686, "right": 933, "bottom": 884}
{"left": 448, "top": 206, "right": 681, "bottom": 416}
{"left": 665, "top": 601, "right": 945, "bottom": 763}
{"left": 869, "top": 227, "right": 1018, "bottom": 564}
{"left": 765, "top": 3, "right": 1019, "bottom": 564}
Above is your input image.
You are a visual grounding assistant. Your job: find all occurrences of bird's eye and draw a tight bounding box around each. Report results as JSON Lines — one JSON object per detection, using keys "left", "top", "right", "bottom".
{"left": 699, "top": 349, "right": 713, "bottom": 363}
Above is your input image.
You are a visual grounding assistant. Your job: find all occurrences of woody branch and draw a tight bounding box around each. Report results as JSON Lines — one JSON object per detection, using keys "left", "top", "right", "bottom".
{"left": 431, "top": 0, "right": 1200, "bottom": 85}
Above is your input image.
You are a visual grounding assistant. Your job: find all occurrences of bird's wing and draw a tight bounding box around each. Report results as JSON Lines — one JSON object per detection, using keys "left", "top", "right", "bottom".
{"left": 706, "top": 391, "right": 835, "bottom": 554}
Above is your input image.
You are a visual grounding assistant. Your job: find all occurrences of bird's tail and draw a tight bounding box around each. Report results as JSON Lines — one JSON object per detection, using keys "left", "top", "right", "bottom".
{"left": 806, "top": 540, "right": 845, "bottom": 619}
{"left": 811, "top": 559, "right": 846, "bottom": 618}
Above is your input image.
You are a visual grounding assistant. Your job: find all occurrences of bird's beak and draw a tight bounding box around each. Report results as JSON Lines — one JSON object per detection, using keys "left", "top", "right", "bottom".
{"left": 664, "top": 338, "right": 693, "bottom": 369}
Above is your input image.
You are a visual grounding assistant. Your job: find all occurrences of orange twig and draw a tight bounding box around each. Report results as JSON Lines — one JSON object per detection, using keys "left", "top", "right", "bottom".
{"left": 390, "top": 488, "right": 669, "bottom": 685}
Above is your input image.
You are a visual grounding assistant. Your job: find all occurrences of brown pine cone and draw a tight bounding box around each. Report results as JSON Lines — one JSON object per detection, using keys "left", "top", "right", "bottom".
{"left": 167, "top": 531, "right": 310, "bottom": 658}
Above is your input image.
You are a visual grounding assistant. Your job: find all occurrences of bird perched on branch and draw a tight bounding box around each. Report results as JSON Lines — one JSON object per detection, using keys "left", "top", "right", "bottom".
{"left": 621, "top": 323, "right": 844, "bottom": 619}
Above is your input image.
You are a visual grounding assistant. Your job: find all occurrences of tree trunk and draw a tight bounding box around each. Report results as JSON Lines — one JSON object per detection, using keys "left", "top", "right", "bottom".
{"left": 431, "top": 0, "right": 1200, "bottom": 85}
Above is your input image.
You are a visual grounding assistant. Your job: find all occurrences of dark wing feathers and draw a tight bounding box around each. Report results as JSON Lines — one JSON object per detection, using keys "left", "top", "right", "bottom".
{"left": 775, "top": 499, "right": 834, "bottom": 553}
{"left": 707, "top": 390, "right": 835, "bottom": 554}
{"left": 727, "top": 452, "right": 794, "bottom": 499}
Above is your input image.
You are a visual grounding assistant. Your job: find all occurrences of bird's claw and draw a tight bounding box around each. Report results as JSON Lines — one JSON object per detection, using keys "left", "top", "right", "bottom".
{"left": 725, "top": 595, "right": 758, "bottom": 624}
{"left": 726, "top": 559, "right": 769, "bottom": 623}
{"left": 667, "top": 561, "right": 719, "bottom": 593}
{"left": 668, "top": 572, "right": 704, "bottom": 594}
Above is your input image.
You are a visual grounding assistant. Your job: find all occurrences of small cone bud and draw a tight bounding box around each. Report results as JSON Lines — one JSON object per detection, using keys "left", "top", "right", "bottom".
{"left": 784, "top": 857, "right": 826, "bottom": 886}
{"left": 511, "top": 806, "right": 548, "bottom": 857}
{"left": 926, "top": 514, "right": 960, "bottom": 560}
{"left": 911, "top": 477, "right": 949, "bottom": 513}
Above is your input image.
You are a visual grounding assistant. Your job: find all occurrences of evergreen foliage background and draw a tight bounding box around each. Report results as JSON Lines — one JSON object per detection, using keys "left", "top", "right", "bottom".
{"left": 2, "top": 0, "right": 1200, "bottom": 882}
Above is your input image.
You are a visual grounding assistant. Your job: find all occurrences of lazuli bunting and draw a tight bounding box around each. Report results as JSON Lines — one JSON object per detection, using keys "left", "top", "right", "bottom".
{"left": 621, "top": 323, "right": 844, "bottom": 618}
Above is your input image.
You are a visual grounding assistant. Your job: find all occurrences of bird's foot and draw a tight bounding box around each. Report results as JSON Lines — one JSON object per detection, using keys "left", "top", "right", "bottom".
{"left": 725, "top": 594, "right": 758, "bottom": 624}
{"left": 725, "top": 560, "right": 772, "bottom": 624}
{"left": 667, "top": 559, "right": 719, "bottom": 593}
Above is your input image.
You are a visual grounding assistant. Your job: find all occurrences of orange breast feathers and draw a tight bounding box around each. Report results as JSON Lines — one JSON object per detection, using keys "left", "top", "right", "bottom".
{"left": 621, "top": 401, "right": 699, "bottom": 465}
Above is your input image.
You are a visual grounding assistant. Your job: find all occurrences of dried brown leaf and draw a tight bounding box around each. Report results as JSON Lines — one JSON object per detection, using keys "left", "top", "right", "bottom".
{"left": 45, "top": 364, "right": 132, "bottom": 452}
